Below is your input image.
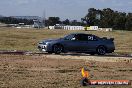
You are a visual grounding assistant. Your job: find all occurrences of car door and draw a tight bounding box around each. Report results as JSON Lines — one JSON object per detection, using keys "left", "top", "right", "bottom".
{"left": 74, "top": 34, "right": 89, "bottom": 52}
{"left": 63, "top": 34, "right": 78, "bottom": 51}
{"left": 85, "top": 35, "right": 99, "bottom": 52}
{"left": 63, "top": 34, "right": 88, "bottom": 52}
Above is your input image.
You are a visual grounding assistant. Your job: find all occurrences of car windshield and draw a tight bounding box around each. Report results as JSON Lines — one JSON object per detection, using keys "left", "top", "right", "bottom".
{"left": 63, "top": 34, "right": 75, "bottom": 40}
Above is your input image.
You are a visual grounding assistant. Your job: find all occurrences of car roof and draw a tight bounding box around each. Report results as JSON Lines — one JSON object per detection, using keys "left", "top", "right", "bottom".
{"left": 70, "top": 33, "right": 93, "bottom": 35}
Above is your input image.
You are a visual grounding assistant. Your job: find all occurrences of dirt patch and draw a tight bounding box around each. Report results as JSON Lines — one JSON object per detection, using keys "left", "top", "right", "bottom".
{"left": 0, "top": 54, "right": 132, "bottom": 88}
{"left": 44, "top": 53, "right": 132, "bottom": 63}
{"left": 28, "top": 67, "right": 59, "bottom": 71}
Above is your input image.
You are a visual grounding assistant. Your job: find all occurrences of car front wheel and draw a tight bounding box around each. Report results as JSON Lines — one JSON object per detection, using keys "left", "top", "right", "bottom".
{"left": 97, "top": 46, "right": 106, "bottom": 55}
{"left": 47, "top": 51, "right": 53, "bottom": 54}
{"left": 53, "top": 44, "right": 63, "bottom": 54}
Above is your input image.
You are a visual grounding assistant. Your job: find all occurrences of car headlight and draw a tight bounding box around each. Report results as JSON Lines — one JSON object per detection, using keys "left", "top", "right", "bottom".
{"left": 38, "top": 42, "right": 43, "bottom": 44}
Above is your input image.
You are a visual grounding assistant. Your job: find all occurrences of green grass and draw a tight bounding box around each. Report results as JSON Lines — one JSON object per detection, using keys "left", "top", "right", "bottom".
{"left": 0, "top": 27, "right": 132, "bottom": 53}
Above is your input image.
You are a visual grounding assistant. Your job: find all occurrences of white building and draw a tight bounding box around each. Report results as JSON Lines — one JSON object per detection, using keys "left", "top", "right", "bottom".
{"left": 98, "top": 28, "right": 113, "bottom": 31}
{"left": 49, "top": 25, "right": 112, "bottom": 32}
{"left": 33, "top": 20, "right": 45, "bottom": 28}
{"left": 49, "top": 25, "right": 84, "bottom": 30}
{"left": 89, "top": 26, "right": 98, "bottom": 30}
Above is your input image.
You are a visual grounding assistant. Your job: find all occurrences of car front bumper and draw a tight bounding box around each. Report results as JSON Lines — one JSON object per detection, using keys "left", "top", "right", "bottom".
{"left": 38, "top": 44, "right": 48, "bottom": 52}
{"left": 38, "top": 43, "right": 53, "bottom": 52}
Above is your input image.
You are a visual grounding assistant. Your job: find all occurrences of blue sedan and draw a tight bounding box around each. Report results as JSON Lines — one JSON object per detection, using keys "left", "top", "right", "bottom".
{"left": 38, "top": 33, "right": 115, "bottom": 55}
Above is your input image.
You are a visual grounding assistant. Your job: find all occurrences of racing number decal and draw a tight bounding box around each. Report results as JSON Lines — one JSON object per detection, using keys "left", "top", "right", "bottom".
{"left": 88, "top": 36, "right": 94, "bottom": 40}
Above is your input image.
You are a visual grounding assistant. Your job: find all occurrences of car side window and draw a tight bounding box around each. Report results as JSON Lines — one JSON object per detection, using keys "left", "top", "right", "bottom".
{"left": 88, "top": 36, "right": 94, "bottom": 40}
{"left": 75, "top": 34, "right": 88, "bottom": 41}
{"left": 64, "top": 34, "right": 98, "bottom": 41}
{"left": 64, "top": 34, "right": 75, "bottom": 40}
{"left": 87, "top": 35, "right": 98, "bottom": 41}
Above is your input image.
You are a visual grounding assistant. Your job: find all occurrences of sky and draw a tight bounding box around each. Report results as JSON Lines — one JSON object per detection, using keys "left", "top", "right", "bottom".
{"left": 0, "top": 0, "right": 132, "bottom": 21}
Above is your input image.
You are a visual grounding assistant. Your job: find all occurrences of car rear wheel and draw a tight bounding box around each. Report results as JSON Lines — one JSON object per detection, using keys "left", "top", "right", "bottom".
{"left": 53, "top": 44, "right": 63, "bottom": 54}
{"left": 89, "top": 53, "right": 95, "bottom": 55}
{"left": 97, "top": 46, "right": 106, "bottom": 55}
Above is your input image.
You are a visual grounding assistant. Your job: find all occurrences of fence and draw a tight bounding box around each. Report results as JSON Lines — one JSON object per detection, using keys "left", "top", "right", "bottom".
{"left": 49, "top": 26, "right": 84, "bottom": 30}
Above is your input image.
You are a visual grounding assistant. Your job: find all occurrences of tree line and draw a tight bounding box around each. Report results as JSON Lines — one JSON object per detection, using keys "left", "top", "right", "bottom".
{"left": 0, "top": 17, "right": 33, "bottom": 25}
{"left": 81, "top": 8, "right": 132, "bottom": 31}
{"left": 46, "top": 8, "right": 132, "bottom": 31}
{"left": 0, "top": 8, "right": 132, "bottom": 30}
{"left": 45, "top": 17, "right": 83, "bottom": 26}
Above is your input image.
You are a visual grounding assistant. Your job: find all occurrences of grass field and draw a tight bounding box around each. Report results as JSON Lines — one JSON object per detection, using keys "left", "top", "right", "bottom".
{"left": 0, "top": 27, "right": 132, "bottom": 88}
{"left": 0, "top": 27, "right": 132, "bottom": 53}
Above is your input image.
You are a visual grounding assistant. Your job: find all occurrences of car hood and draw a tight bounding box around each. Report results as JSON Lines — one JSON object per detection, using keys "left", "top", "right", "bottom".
{"left": 42, "top": 38, "right": 62, "bottom": 42}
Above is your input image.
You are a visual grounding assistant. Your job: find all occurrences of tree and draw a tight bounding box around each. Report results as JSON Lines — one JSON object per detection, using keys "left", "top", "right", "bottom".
{"left": 82, "top": 8, "right": 102, "bottom": 26}
{"left": 0, "top": 17, "right": 33, "bottom": 25}
{"left": 125, "top": 13, "right": 132, "bottom": 31}
{"left": 62, "top": 19, "right": 70, "bottom": 25}
{"left": 99, "top": 8, "right": 115, "bottom": 28}
{"left": 113, "top": 12, "right": 126, "bottom": 30}
{"left": 84, "top": 8, "right": 97, "bottom": 26}
{"left": 82, "top": 8, "right": 132, "bottom": 31}
{"left": 47, "top": 17, "right": 60, "bottom": 26}
{"left": 70, "top": 20, "right": 82, "bottom": 26}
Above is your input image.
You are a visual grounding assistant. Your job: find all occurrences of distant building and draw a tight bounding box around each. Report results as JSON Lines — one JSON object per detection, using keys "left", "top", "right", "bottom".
{"left": 98, "top": 28, "right": 113, "bottom": 31}
{"left": 33, "top": 20, "right": 45, "bottom": 28}
{"left": 10, "top": 16, "right": 42, "bottom": 20}
{"left": 49, "top": 24, "right": 84, "bottom": 30}
{"left": 49, "top": 25, "right": 112, "bottom": 31}
{"left": 10, "top": 16, "right": 45, "bottom": 28}
{"left": 0, "top": 22, "right": 7, "bottom": 27}
{"left": 84, "top": 26, "right": 99, "bottom": 31}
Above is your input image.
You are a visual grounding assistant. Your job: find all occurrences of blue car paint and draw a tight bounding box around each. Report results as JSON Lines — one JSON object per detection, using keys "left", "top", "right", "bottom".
{"left": 38, "top": 33, "right": 115, "bottom": 54}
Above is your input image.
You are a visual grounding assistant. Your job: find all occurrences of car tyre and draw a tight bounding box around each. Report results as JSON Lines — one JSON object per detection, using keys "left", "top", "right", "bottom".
{"left": 53, "top": 44, "right": 63, "bottom": 54}
{"left": 97, "top": 46, "right": 106, "bottom": 55}
{"left": 47, "top": 51, "right": 53, "bottom": 54}
{"left": 90, "top": 53, "right": 95, "bottom": 55}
